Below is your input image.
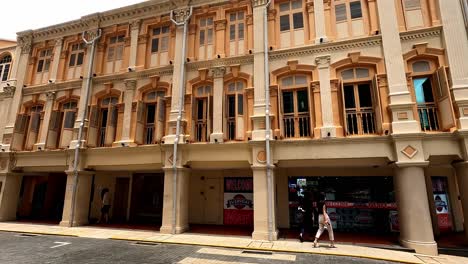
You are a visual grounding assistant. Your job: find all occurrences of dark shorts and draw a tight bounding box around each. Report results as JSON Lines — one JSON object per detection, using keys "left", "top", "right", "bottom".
{"left": 101, "top": 205, "right": 111, "bottom": 214}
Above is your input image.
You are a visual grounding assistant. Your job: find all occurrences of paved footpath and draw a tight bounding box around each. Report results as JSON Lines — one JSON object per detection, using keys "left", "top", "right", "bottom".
{"left": 0, "top": 222, "right": 466, "bottom": 264}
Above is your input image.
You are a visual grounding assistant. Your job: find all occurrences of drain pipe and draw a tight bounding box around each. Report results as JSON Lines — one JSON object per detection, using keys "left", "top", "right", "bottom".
{"left": 263, "top": 0, "right": 273, "bottom": 241}
{"left": 170, "top": 7, "right": 192, "bottom": 235}
{"left": 69, "top": 29, "right": 101, "bottom": 227}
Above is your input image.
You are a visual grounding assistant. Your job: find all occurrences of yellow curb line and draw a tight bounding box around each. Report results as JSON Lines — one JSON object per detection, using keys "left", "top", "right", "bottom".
{"left": 0, "top": 229, "right": 78, "bottom": 237}
{"left": 110, "top": 236, "right": 421, "bottom": 264}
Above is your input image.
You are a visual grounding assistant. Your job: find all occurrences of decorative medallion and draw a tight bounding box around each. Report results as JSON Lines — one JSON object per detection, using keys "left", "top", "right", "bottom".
{"left": 0, "top": 158, "right": 8, "bottom": 170}
{"left": 256, "top": 150, "right": 266, "bottom": 163}
{"left": 401, "top": 145, "right": 418, "bottom": 159}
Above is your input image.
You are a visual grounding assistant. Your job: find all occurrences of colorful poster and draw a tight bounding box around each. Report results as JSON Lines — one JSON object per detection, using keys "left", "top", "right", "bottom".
{"left": 434, "top": 194, "right": 452, "bottom": 231}
{"left": 223, "top": 177, "right": 253, "bottom": 226}
{"left": 389, "top": 210, "right": 399, "bottom": 232}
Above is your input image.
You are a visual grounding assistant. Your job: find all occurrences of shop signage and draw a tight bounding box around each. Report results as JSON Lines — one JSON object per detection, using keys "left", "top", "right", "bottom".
{"left": 324, "top": 201, "right": 397, "bottom": 210}
{"left": 223, "top": 177, "right": 253, "bottom": 226}
{"left": 434, "top": 194, "right": 452, "bottom": 231}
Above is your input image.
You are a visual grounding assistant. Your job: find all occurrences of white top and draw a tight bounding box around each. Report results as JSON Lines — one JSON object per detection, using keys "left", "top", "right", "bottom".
{"left": 102, "top": 192, "right": 110, "bottom": 205}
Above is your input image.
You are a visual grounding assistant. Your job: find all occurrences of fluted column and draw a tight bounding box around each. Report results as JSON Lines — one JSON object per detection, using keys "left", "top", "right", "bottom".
{"left": 2, "top": 32, "right": 33, "bottom": 151}
{"left": 34, "top": 91, "right": 56, "bottom": 150}
{"left": 251, "top": 0, "right": 269, "bottom": 141}
{"left": 438, "top": 0, "right": 468, "bottom": 129}
{"left": 377, "top": 0, "right": 419, "bottom": 134}
{"left": 49, "top": 38, "right": 63, "bottom": 82}
{"left": 210, "top": 66, "right": 226, "bottom": 143}
{"left": 314, "top": 0, "right": 328, "bottom": 43}
{"left": 128, "top": 20, "right": 141, "bottom": 70}
{"left": 165, "top": 7, "right": 191, "bottom": 144}
{"left": 118, "top": 79, "right": 136, "bottom": 146}
{"left": 316, "top": 55, "right": 335, "bottom": 137}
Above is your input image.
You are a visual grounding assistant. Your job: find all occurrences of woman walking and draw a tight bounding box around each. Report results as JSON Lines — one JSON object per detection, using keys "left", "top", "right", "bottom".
{"left": 313, "top": 193, "right": 335, "bottom": 248}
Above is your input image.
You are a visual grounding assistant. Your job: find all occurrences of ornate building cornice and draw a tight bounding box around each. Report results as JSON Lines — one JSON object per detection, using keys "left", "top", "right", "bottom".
{"left": 399, "top": 26, "right": 442, "bottom": 42}
{"left": 187, "top": 54, "right": 254, "bottom": 71}
{"left": 17, "top": 0, "right": 224, "bottom": 43}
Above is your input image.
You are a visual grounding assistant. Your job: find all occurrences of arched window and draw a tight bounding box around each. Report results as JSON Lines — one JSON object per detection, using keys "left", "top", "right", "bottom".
{"left": 226, "top": 81, "right": 245, "bottom": 140}
{"left": 46, "top": 101, "right": 78, "bottom": 149}
{"left": 139, "top": 90, "right": 166, "bottom": 145}
{"left": 87, "top": 96, "right": 119, "bottom": 147}
{"left": 278, "top": 0, "right": 305, "bottom": 48}
{"left": 279, "top": 74, "right": 311, "bottom": 138}
{"left": 0, "top": 55, "right": 12, "bottom": 82}
{"left": 24, "top": 105, "right": 44, "bottom": 150}
{"left": 192, "top": 85, "right": 213, "bottom": 142}
{"left": 339, "top": 67, "right": 381, "bottom": 136}
{"left": 409, "top": 60, "right": 454, "bottom": 132}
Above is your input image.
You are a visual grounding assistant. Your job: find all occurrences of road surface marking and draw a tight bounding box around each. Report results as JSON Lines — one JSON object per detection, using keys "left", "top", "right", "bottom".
{"left": 50, "top": 242, "right": 71, "bottom": 248}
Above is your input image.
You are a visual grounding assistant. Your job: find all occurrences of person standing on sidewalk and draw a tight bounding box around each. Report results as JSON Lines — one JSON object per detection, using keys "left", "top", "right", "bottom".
{"left": 296, "top": 202, "right": 306, "bottom": 242}
{"left": 98, "top": 188, "right": 111, "bottom": 224}
{"left": 313, "top": 193, "right": 335, "bottom": 248}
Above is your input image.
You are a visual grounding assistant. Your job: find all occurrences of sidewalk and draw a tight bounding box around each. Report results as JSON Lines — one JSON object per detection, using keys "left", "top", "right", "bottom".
{"left": 0, "top": 222, "right": 466, "bottom": 264}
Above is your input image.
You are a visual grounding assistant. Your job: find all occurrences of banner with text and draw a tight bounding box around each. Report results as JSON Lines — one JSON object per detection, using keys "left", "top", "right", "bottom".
{"left": 223, "top": 177, "right": 253, "bottom": 226}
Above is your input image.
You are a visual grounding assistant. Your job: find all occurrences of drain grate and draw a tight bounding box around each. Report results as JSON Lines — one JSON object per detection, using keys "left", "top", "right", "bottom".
{"left": 16, "top": 233, "right": 40, "bottom": 237}
{"left": 241, "top": 250, "right": 273, "bottom": 255}
{"left": 133, "top": 241, "right": 160, "bottom": 246}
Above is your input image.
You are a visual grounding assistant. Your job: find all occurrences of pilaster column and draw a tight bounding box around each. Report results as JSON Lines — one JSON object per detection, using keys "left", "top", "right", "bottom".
{"left": 0, "top": 86, "right": 16, "bottom": 146}
{"left": 160, "top": 167, "right": 190, "bottom": 234}
{"left": 49, "top": 38, "right": 63, "bottom": 82}
{"left": 394, "top": 164, "right": 437, "bottom": 255}
{"left": 118, "top": 79, "right": 136, "bottom": 146}
{"left": 251, "top": 143, "right": 278, "bottom": 240}
{"left": 166, "top": 7, "right": 191, "bottom": 144}
{"left": 128, "top": 20, "right": 141, "bottom": 70}
{"left": 368, "top": 0, "right": 379, "bottom": 34}
{"left": 34, "top": 91, "right": 56, "bottom": 150}
{"left": 60, "top": 170, "right": 94, "bottom": 227}
{"left": 438, "top": 0, "right": 468, "bottom": 130}
{"left": 316, "top": 55, "right": 335, "bottom": 137}
{"left": 251, "top": 0, "right": 269, "bottom": 141}
{"left": 70, "top": 29, "right": 99, "bottom": 149}
{"left": 306, "top": 2, "right": 316, "bottom": 42}
{"left": 377, "top": 0, "right": 420, "bottom": 134}
{"left": 0, "top": 173, "right": 23, "bottom": 221}
{"left": 214, "top": 19, "right": 227, "bottom": 58}
{"left": 2, "top": 32, "right": 33, "bottom": 151}
{"left": 314, "top": 0, "right": 328, "bottom": 43}
{"left": 453, "top": 162, "right": 468, "bottom": 241}
{"left": 210, "top": 66, "right": 226, "bottom": 143}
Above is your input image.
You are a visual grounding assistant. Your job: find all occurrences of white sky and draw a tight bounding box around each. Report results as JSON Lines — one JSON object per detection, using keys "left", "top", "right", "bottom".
{"left": 1, "top": 0, "right": 146, "bottom": 41}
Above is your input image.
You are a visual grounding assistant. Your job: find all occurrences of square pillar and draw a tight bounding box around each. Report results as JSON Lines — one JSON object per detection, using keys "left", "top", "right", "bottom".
{"left": 160, "top": 167, "right": 190, "bottom": 234}
{"left": 252, "top": 165, "right": 278, "bottom": 241}
{"left": 453, "top": 162, "right": 468, "bottom": 241}
{"left": 128, "top": 20, "right": 141, "bottom": 70}
{"left": 117, "top": 79, "right": 137, "bottom": 146}
{"left": 377, "top": 0, "right": 420, "bottom": 134}
{"left": 48, "top": 38, "right": 63, "bottom": 82}
{"left": 313, "top": 0, "right": 328, "bottom": 43}
{"left": 60, "top": 171, "right": 93, "bottom": 227}
{"left": 210, "top": 66, "right": 226, "bottom": 143}
{"left": 0, "top": 173, "right": 23, "bottom": 221}
{"left": 316, "top": 55, "right": 336, "bottom": 138}
{"left": 394, "top": 165, "right": 438, "bottom": 255}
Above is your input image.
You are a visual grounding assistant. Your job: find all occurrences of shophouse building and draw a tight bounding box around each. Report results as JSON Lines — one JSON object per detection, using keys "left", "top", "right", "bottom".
{"left": 1, "top": 0, "right": 468, "bottom": 256}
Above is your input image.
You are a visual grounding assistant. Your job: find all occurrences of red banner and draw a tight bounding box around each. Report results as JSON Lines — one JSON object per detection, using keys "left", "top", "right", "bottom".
{"left": 223, "top": 209, "right": 253, "bottom": 226}
{"left": 291, "top": 201, "right": 397, "bottom": 210}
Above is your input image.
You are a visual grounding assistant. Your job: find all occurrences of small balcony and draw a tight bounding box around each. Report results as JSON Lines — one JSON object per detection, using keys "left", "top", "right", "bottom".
{"left": 345, "top": 109, "right": 376, "bottom": 136}
{"left": 418, "top": 103, "right": 439, "bottom": 132}
{"left": 282, "top": 113, "right": 310, "bottom": 139}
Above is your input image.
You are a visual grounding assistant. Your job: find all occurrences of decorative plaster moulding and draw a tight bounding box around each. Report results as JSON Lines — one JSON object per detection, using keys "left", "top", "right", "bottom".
{"left": 401, "top": 145, "right": 418, "bottom": 159}
{"left": 187, "top": 55, "right": 254, "bottom": 71}
{"left": 399, "top": 26, "right": 442, "bottom": 42}
{"left": 17, "top": 0, "right": 223, "bottom": 43}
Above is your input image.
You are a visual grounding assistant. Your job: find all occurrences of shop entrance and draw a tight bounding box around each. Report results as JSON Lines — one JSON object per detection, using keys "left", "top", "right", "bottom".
{"left": 287, "top": 176, "right": 397, "bottom": 243}
{"left": 17, "top": 174, "right": 66, "bottom": 223}
{"left": 129, "top": 173, "right": 164, "bottom": 225}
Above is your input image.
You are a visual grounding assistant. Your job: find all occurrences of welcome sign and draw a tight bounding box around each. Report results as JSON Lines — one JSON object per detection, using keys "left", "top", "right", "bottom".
{"left": 223, "top": 177, "right": 253, "bottom": 226}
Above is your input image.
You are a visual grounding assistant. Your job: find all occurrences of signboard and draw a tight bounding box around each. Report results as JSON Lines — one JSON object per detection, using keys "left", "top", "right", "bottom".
{"left": 223, "top": 177, "right": 253, "bottom": 226}
{"left": 434, "top": 194, "right": 452, "bottom": 231}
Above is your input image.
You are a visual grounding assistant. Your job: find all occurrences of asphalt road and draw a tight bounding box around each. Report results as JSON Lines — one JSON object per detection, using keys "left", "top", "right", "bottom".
{"left": 0, "top": 231, "right": 396, "bottom": 264}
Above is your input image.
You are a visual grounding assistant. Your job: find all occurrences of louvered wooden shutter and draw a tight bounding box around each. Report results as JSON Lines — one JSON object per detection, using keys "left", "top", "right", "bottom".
{"left": 46, "top": 111, "right": 61, "bottom": 149}
{"left": 435, "top": 66, "right": 456, "bottom": 131}
{"left": 87, "top": 105, "right": 98, "bottom": 147}
{"left": 134, "top": 101, "right": 145, "bottom": 144}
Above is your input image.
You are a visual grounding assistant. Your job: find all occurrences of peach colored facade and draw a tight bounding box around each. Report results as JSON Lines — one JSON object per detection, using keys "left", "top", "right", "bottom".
{"left": 0, "top": 0, "right": 468, "bottom": 256}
